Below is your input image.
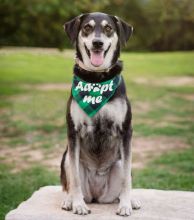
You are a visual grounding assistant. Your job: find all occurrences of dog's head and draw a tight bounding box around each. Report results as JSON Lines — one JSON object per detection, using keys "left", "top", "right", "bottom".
{"left": 64, "top": 12, "right": 133, "bottom": 71}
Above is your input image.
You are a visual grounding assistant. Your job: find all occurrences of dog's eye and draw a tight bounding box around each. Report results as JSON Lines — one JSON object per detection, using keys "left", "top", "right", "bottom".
{"left": 104, "top": 25, "right": 112, "bottom": 32}
{"left": 83, "top": 25, "right": 93, "bottom": 33}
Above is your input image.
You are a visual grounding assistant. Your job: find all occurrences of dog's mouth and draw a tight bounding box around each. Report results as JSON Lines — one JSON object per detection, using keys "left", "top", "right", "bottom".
{"left": 84, "top": 44, "right": 111, "bottom": 67}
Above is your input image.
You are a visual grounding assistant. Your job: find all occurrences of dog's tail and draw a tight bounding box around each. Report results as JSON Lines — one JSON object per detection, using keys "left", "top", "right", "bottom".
{"left": 60, "top": 148, "right": 68, "bottom": 191}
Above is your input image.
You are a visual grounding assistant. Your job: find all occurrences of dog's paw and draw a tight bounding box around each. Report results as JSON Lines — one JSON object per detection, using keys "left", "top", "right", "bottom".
{"left": 73, "top": 200, "right": 91, "bottom": 215}
{"left": 116, "top": 204, "right": 132, "bottom": 216}
{"left": 61, "top": 196, "right": 72, "bottom": 211}
{"left": 131, "top": 199, "right": 141, "bottom": 210}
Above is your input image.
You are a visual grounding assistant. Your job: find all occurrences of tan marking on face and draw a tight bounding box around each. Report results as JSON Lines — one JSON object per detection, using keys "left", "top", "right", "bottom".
{"left": 101, "top": 20, "right": 108, "bottom": 27}
{"left": 88, "top": 19, "right": 95, "bottom": 27}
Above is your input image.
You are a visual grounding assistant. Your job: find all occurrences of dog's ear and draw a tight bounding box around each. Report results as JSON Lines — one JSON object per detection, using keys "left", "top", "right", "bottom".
{"left": 111, "top": 16, "right": 133, "bottom": 47}
{"left": 64, "top": 14, "right": 86, "bottom": 45}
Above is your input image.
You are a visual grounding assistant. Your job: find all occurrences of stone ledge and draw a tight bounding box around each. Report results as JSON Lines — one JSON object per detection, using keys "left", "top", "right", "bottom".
{"left": 5, "top": 186, "right": 194, "bottom": 220}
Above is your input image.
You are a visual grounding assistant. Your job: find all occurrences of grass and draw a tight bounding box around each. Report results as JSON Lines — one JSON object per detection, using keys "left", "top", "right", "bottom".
{"left": 134, "top": 147, "right": 194, "bottom": 190}
{"left": 0, "top": 164, "right": 59, "bottom": 220}
{"left": 0, "top": 52, "right": 73, "bottom": 83}
{"left": 122, "top": 51, "right": 194, "bottom": 77}
{"left": 1, "top": 51, "right": 194, "bottom": 84}
{"left": 0, "top": 48, "right": 194, "bottom": 219}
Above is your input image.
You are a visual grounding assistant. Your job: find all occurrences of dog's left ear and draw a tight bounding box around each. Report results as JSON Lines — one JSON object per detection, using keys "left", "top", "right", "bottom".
{"left": 64, "top": 14, "right": 87, "bottom": 45}
{"left": 111, "top": 16, "right": 133, "bottom": 47}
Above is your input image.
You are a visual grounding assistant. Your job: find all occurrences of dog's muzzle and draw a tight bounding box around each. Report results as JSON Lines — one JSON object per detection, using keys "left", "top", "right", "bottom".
{"left": 84, "top": 41, "right": 111, "bottom": 67}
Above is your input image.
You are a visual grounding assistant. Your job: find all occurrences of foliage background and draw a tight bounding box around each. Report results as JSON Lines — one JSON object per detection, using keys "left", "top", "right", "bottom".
{"left": 1, "top": 0, "right": 194, "bottom": 51}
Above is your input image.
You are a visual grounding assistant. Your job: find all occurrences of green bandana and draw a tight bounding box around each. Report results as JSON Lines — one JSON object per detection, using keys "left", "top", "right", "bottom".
{"left": 72, "top": 75, "right": 121, "bottom": 117}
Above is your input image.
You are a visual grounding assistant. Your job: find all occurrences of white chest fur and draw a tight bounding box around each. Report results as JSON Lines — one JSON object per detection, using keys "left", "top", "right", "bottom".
{"left": 70, "top": 98, "right": 127, "bottom": 132}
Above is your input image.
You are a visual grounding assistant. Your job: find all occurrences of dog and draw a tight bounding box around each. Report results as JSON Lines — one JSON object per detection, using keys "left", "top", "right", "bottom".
{"left": 60, "top": 12, "right": 141, "bottom": 216}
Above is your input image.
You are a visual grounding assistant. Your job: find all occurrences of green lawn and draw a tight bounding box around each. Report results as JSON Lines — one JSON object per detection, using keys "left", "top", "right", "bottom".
{"left": 0, "top": 164, "right": 58, "bottom": 220}
{"left": 0, "top": 48, "right": 194, "bottom": 219}
{"left": 1, "top": 51, "right": 194, "bottom": 84}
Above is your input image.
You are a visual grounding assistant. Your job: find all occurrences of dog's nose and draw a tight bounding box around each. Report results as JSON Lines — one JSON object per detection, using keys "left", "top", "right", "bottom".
{"left": 92, "top": 39, "right": 104, "bottom": 49}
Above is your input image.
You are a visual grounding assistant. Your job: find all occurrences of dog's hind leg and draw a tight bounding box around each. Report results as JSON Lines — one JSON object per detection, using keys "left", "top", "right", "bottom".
{"left": 97, "top": 160, "right": 141, "bottom": 210}
{"left": 79, "top": 162, "right": 93, "bottom": 203}
{"left": 97, "top": 160, "right": 122, "bottom": 203}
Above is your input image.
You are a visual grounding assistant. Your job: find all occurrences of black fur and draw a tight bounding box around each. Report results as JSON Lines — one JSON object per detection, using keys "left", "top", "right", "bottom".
{"left": 61, "top": 13, "right": 133, "bottom": 201}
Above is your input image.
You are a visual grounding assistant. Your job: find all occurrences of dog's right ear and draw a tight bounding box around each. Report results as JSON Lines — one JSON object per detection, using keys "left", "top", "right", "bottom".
{"left": 64, "top": 14, "right": 86, "bottom": 45}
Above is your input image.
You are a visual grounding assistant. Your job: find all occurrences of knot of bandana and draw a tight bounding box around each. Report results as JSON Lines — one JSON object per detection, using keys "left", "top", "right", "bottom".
{"left": 72, "top": 75, "right": 121, "bottom": 117}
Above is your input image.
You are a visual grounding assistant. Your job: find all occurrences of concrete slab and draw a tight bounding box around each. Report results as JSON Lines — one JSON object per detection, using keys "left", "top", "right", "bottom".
{"left": 5, "top": 186, "right": 194, "bottom": 220}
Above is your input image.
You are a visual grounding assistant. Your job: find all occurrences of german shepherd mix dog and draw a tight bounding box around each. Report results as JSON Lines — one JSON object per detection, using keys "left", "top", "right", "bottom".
{"left": 61, "top": 12, "right": 141, "bottom": 216}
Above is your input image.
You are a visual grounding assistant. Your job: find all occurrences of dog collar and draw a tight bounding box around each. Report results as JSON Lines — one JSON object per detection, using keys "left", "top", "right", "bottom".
{"left": 72, "top": 74, "right": 121, "bottom": 117}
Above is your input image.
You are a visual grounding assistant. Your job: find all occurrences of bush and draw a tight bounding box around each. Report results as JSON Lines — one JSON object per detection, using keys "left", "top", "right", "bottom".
{"left": 1, "top": 0, "right": 194, "bottom": 50}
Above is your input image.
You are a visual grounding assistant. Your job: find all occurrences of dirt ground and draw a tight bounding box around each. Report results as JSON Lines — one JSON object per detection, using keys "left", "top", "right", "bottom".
{"left": 0, "top": 75, "right": 192, "bottom": 173}
{"left": 0, "top": 134, "right": 187, "bottom": 173}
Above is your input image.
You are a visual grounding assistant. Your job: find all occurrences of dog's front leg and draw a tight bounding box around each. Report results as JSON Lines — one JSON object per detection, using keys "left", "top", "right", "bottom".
{"left": 116, "top": 131, "right": 133, "bottom": 216}
{"left": 63, "top": 137, "right": 91, "bottom": 215}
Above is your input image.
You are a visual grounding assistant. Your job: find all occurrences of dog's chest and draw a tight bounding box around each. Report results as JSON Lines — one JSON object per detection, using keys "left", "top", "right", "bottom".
{"left": 70, "top": 98, "right": 127, "bottom": 135}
